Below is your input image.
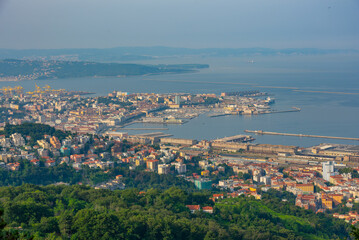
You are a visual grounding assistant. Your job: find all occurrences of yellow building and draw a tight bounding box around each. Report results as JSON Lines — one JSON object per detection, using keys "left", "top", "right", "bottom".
{"left": 50, "top": 136, "right": 61, "bottom": 149}
{"left": 322, "top": 197, "right": 333, "bottom": 210}
{"left": 201, "top": 170, "right": 210, "bottom": 176}
{"left": 329, "top": 194, "right": 344, "bottom": 206}
{"left": 135, "top": 159, "right": 144, "bottom": 166}
{"left": 295, "top": 184, "right": 314, "bottom": 193}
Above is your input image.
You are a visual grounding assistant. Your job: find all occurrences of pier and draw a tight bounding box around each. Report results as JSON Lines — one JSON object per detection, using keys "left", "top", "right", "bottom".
{"left": 262, "top": 107, "right": 301, "bottom": 114}
{"left": 135, "top": 132, "right": 173, "bottom": 138}
{"left": 244, "top": 130, "right": 359, "bottom": 141}
{"left": 123, "top": 128, "right": 169, "bottom": 130}
{"left": 208, "top": 113, "right": 232, "bottom": 118}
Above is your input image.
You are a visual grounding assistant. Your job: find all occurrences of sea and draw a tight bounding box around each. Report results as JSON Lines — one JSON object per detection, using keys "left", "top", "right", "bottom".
{"left": 1, "top": 54, "right": 359, "bottom": 148}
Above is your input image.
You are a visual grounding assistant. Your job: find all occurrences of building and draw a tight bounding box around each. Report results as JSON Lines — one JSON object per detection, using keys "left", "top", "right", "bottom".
{"left": 322, "top": 161, "right": 337, "bottom": 181}
{"left": 248, "top": 144, "right": 298, "bottom": 154}
{"left": 175, "top": 163, "right": 186, "bottom": 174}
{"left": 30, "top": 159, "right": 40, "bottom": 166}
{"left": 50, "top": 136, "right": 61, "bottom": 149}
{"left": 202, "top": 206, "right": 214, "bottom": 214}
{"left": 322, "top": 197, "right": 333, "bottom": 210}
{"left": 146, "top": 160, "right": 159, "bottom": 171}
{"left": 174, "top": 95, "right": 181, "bottom": 105}
{"left": 295, "top": 184, "right": 314, "bottom": 193}
{"left": 158, "top": 164, "right": 170, "bottom": 174}
{"left": 38, "top": 149, "right": 49, "bottom": 157}
{"left": 194, "top": 179, "right": 212, "bottom": 190}
{"left": 295, "top": 194, "right": 318, "bottom": 212}
{"left": 60, "top": 146, "right": 71, "bottom": 156}
{"left": 10, "top": 133, "right": 25, "bottom": 147}
{"left": 328, "top": 194, "right": 344, "bottom": 206}
{"left": 37, "top": 140, "right": 51, "bottom": 149}
{"left": 45, "top": 160, "right": 56, "bottom": 167}
{"left": 260, "top": 176, "right": 271, "bottom": 185}
{"left": 201, "top": 170, "right": 210, "bottom": 176}
{"left": 211, "top": 142, "right": 249, "bottom": 152}
{"left": 186, "top": 205, "right": 200, "bottom": 213}
{"left": 160, "top": 138, "right": 198, "bottom": 146}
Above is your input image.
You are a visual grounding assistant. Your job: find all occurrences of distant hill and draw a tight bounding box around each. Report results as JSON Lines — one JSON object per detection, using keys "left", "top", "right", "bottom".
{"left": 0, "top": 59, "right": 209, "bottom": 80}
{"left": 0, "top": 46, "right": 357, "bottom": 62}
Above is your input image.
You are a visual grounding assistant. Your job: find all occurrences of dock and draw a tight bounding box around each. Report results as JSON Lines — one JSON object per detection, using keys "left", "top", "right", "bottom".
{"left": 123, "top": 128, "right": 169, "bottom": 130}
{"left": 135, "top": 132, "right": 173, "bottom": 138}
{"left": 208, "top": 113, "right": 232, "bottom": 118}
{"left": 262, "top": 107, "right": 301, "bottom": 114}
{"left": 245, "top": 130, "right": 359, "bottom": 141}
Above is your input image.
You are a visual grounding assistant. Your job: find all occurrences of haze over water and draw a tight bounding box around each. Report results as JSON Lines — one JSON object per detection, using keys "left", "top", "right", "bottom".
{"left": 1, "top": 54, "right": 358, "bottom": 147}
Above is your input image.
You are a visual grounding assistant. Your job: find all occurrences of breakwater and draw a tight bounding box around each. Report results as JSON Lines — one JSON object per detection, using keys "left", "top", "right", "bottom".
{"left": 245, "top": 130, "right": 359, "bottom": 141}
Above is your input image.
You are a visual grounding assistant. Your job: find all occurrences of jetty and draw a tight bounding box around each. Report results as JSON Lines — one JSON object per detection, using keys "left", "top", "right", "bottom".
{"left": 135, "top": 132, "right": 173, "bottom": 138}
{"left": 244, "top": 130, "right": 359, "bottom": 141}
{"left": 263, "top": 107, "right": 301, "bottom": 114}
{"left": 208, "top": 113, "right": 232, "bottom": 118}
{"left": 124, "top": 128, "right": 169, "bottom": 130}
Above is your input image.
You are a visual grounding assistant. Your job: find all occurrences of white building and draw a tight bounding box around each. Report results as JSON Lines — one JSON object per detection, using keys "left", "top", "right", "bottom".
{"left": 158, "top": 164, "right": 170, "bottom": 174}
{"left": 260, "top": 176, "right": 271, "bottom": 185}
{"left": 10, "top": 133, "right": 25, "bottom": 147}
{"left": 322, "top": 161, "right": 338, "bottom": 181}
{"left": 175, "top": 163, "right": 186, "bottom": 174}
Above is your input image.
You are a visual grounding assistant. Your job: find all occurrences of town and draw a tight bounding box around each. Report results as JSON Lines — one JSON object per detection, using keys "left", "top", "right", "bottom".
{"left": 1, "top": 86, "right": 359, "bottom": 225}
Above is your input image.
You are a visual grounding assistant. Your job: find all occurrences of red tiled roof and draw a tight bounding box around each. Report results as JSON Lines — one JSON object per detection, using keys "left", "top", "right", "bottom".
{"left": 202, "top": 206, "right": 213, "bottom": 211}
{"left": 186, "top": 205, "right": 200, "bottom": 211}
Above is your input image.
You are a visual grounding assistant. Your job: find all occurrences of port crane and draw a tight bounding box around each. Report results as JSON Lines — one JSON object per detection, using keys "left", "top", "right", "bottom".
{"left": 0, "top": 86, "right": 24, "bottom": 96}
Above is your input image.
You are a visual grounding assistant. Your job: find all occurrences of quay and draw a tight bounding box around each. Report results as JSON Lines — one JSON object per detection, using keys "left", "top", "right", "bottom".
{"left": 134, "top": 132, "right": 173, "bottom": 138}
{"left": 262, "top": 107, "right": 301, "bottom": 114}
{"left": 123, "top": 128, "right": 169, "bottom": 130}
{"left": 208, "top": 113, "right": 232, "bottom": 118}
{"left": 245, "top": 130, "right": 359, "bottom": 141}
{"left": 135, "top": 132, "right": 173, "bottom": 138}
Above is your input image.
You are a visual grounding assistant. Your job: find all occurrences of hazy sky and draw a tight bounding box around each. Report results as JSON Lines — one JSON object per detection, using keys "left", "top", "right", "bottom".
{"left": 0, "top": 0, "right": 358, "bottom": 49}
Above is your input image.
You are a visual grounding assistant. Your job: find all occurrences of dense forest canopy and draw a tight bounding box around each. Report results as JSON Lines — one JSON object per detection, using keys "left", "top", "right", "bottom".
{"left": 0, "top": 185, "right": 351, "bottom": 239}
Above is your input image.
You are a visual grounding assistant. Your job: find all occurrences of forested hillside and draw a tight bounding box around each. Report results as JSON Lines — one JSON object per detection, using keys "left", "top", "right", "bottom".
{"left": 0, "top": 185, "right": 350, "bottom": 239}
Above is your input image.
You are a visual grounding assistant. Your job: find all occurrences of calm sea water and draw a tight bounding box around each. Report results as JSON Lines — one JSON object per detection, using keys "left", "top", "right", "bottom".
{"left": 1, "top": 54, "right": 359, "bottom": 147}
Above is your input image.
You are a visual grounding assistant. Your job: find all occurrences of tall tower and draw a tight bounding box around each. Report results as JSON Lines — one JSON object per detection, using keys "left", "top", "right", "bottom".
{"left": 174, "top": 95, "right": 181, "bottom": 105}
{"left": 322, "top": 161, "right": 337, "bottom": 181}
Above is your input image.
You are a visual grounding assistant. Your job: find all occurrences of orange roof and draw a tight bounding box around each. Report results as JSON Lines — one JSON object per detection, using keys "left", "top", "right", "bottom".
{"left": 147, "top": 159, "right": 159, "bottom": 163}
{"left": 213, "top": 194, "right": 224, "bottom": 198}
{"left": 186, "top": 205, "right": 200, "bottom": 211}
{"left": 202, "top": 206, "right": 213, "bottom": 211}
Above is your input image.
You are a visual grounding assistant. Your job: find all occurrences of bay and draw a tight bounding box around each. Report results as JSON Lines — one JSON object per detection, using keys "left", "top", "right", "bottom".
{"left": 1, "top": 54, "right": 359, "bottom": 147}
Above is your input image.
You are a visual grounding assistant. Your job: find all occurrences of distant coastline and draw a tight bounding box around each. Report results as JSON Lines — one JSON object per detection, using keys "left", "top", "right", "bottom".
{"left": 0, "top": 59, "right": 209, "bottom": 82}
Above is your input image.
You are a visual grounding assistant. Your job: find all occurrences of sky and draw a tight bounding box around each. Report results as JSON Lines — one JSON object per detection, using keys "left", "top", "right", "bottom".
{"left": 0, "top": 0, "right": 358, "bottom": 49}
